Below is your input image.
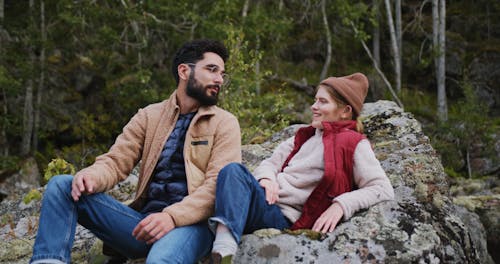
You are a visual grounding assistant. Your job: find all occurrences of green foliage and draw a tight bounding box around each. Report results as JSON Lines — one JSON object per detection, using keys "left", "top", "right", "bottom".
{"left": 403, "top": 81, "right": 498, "bottom": 179}
{"left": 430, "top": 134, "right": 465, "bottom": 175}
{"left": 23, "top": 189, "right": 42, "bottom": 204}
{"left": 218, "top": 26, "right": 294, "bottom": 143}
{"left": 429, "top": 80, "right": 497, "bottom": 178}
{"left": 401, "top": 88, "right": 436, "bottom": 122}
{"left": 447, "top": 81, "right": 493, "bottom": 143}
{"left": 0, "top": 65, "right": 23, "bottom": 147}
{"left": 336, "top": 0, "right": 371, "bottom": 38}
{"left": 44, "top": 158, "right": 76, "bottom": 182}
{"left": 1, "top": 0, "right": 498, "bottom": 180}
{"left": 284, "top": 228, "right": 326, "bottom": 241}
{"left": 0, "top": 214, "right": 14, "bottom": 228}
{"left": 0, "top": 66, "right": 21, "bottom": 92}
{"left": 444, "top": 167, "right": 463, "bottom": 179}
{"left": 0, "top": 155, "right": 20, "bottom": 174}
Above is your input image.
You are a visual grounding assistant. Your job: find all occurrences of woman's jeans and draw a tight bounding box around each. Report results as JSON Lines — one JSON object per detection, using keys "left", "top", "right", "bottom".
{"left": 209, "top": 163, "right": 291, "bottom": 243}
{"left": 31, "top": 175, "right": 213, "bottom": 264}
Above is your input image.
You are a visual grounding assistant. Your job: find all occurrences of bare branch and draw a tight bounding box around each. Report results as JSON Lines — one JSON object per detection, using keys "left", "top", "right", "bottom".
{"left": 143, "top": 11, "right": 163, "bottom": 24}
{"left": 350, "top": 22, "right": 404, "bottom": 109}
{"left": 319, "top": 0, "right": 332, "bottom": 81}
{"left": 268, "top": 75, "right": 316, "bottom": 96}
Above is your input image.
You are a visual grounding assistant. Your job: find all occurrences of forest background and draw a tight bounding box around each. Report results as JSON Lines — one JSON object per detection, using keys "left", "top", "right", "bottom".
{"left": 0, "top": 0, "right": 498, "bottom": 185}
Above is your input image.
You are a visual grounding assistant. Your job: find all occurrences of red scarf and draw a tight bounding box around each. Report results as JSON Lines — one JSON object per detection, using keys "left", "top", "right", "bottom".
{"left": 281, "top": 121, "right": 364, "bottom": 230}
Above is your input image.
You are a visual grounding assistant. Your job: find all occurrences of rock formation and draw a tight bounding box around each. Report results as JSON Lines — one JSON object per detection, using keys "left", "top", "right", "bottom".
{"left": 0, "top": 100, "right": 495, "bottom": 263}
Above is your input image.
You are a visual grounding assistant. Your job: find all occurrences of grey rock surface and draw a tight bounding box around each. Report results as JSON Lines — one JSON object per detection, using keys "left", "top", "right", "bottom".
{"left": 233, "top": 101, "right": 493, "bottom": 264}
{"left": 0, "top": 100, "right": 494, "bottom": 264}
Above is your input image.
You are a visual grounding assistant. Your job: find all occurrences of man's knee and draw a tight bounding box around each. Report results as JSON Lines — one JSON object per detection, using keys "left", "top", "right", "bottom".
{"left": 218, "top": 162, "right": 249, "bottom": 182}
{"left": 145, "top": 248, "right": 181, "bottom": 264}
{"left": 45, "top": 174, "right": 73, "bottom": 196}
{"left": 145, "top": 225, "right": 212, "bottom": 264}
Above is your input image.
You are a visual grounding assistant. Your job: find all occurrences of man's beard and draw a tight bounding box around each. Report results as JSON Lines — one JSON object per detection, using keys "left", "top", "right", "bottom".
{"left": 186, "top": 71, "right": 219, "bottom": 106}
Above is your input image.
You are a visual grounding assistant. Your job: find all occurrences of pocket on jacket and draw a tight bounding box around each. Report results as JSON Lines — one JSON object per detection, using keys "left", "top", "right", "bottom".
{"left": 190, "top": 136, "right": 214, "bottom": 170}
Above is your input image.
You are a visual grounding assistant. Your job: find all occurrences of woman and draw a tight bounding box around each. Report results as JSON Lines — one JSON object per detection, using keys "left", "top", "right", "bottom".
{"left": 208, "top": 73, "right": 394, "bottom": 262}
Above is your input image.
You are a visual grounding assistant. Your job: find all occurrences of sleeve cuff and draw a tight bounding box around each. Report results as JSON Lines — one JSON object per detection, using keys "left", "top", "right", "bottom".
{"left": 332, "top": 198, "right": 351, "bottom": 221}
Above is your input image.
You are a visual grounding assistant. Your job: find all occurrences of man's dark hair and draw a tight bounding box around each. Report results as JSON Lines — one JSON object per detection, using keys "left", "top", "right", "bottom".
{"left": 171, "top": 39, "right": 229, "bottom": 84}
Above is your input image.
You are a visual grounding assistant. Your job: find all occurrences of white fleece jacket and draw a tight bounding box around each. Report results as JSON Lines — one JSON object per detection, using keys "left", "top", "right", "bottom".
{"left": 253, "top": 129, "right": 394, "bottom": 222}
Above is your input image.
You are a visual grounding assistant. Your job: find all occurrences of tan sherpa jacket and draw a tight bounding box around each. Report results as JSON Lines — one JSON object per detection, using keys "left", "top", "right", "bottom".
{"left": 76, "top": 90, "right": 242, "bottom": 226}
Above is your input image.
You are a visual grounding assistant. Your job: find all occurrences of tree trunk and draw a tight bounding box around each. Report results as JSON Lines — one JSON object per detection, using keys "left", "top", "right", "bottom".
{"left": 371, "top": 0, "right": 383, "bottom": 99}
{"left": 319, "top": 0, "right": 332, "bottom": 81}
{"left": 395, "top": 0, "right": 402, "bottom": 68}
{"left": 1, "top": 86, "right": 7, "bottom": 156}
{"left": 21, "top": 77, "right": 35, "bottom": 155}
{"left": 432, "top": 0, "right": 438, "bottom": 64}
{"left": 438, "top": 0, "right": 447, "bottom": 121}
{"left": 240, "top": 0, "right": 262, "bottom": 95}
{"left": 254, "top": 1, "right": 262, "bottom": 95}
{"left": 242, "top": 0, "right": 250, "bottom": 17}
{"left": 373, "top": 0, "right": 381, "bottom": 69}
{"left": 466, "top": 147, "right": 472, "bottom": 178}
{"left": 384, "top": 0, "right": 401, "bottom": 92}
{"left": 33, "top": 0, "right": 46, "bottom": 152}
{"left": 0, "top": 0, "right": 3, "bottom": 25}
{"left": 21, "top": 0, "right": 36, "bottom": 156}
{"left": 0, "top": 0, "right": 7, "bottom": 156}
{"left": 486, "top": 3, "right": 490, "bottom": 40}
{"left": 255, "top": 34, "right": 261, "bottom": 95}
{"left": 434, "top": 0, "right": 447, "bottom": 121}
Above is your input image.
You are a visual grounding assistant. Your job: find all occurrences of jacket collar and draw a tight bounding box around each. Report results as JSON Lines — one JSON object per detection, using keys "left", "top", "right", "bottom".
{"left": 321, "top": 120, "right": 357, "bottom": 133}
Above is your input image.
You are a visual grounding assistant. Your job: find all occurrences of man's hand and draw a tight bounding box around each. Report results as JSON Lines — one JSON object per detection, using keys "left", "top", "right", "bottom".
{"left": 312, "top": 202, "right": 344, "bottom": 233}
{"left": 71, "top": 172, "right": 98, "bottom": 201}
{"left": 132, "top": 212, "right": 175, "bottom": 244}
{"left": 259, "top": 178, "right": 280, "bottom": 205}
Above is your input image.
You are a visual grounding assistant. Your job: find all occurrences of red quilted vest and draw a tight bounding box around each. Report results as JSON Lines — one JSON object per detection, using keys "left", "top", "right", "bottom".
{"left": 281, "top": 121, "right": 365, "bottom": 230}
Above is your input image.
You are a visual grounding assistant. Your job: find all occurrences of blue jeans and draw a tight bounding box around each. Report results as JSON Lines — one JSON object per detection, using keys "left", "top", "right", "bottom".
{"left": 209, "top": 163, "right": 291, "bottom": 243}
{"left": 31, "top": 175, "right": 213, "bottom": 264}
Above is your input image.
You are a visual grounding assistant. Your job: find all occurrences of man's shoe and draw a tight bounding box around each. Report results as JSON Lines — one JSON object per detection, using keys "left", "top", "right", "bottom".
{"left": 209, "top": 252, "right": 232, "bottom": 264}
{"left": 104, "top": 256, "right": 127, "bottom": 264}
{"left": 210, "top": 252, "right": 221, "bottom": 264}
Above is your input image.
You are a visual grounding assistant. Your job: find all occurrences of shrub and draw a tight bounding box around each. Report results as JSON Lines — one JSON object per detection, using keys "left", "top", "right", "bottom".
{"left": 43, "top": 158, "right": 76, "bottom": 183}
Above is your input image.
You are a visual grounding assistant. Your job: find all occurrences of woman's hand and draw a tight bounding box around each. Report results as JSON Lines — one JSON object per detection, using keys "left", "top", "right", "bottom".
{"left": 312, "top": 202, "right": 344, "bottom": 233}
{"left": 259, "top": 178, "right": 280, "bottom": 204}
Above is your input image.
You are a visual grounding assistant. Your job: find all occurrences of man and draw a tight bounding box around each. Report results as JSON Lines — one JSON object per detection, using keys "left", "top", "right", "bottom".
{"left": 30, "top": 39, "right": 242, "bottom": 264}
